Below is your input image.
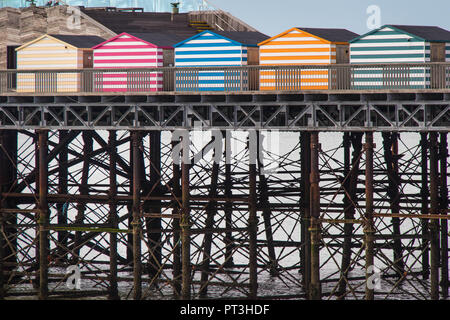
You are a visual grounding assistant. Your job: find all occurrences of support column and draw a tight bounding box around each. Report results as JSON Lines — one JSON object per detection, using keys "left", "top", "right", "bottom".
{"left": 429, "top": 132, "right": 440, "bottom": 300}
{"left": 0, "top": 202, "right": 3, "bottom": 299}
{"left": 200, "top": 155, "right": 219, "bottom": 297}
{"left": 171, "top": 140, "right": 182, "bottom": 297}
{"left": 38, "top": 130, "right": 49, "bottom": 300}
{"left": 131, "top": 131, "right": 142, "bottom": 300}
{"left": 108, "top": 131, "right": 119, "bottom": 300}
{"left": 300, "top": 132, "right": 311, "bottom": 289}
{"left": 382, "top": 132, "right": 404, "bottom": 276}
{"left": 146, "top": 131, "right": 162, "bottom": 278}
{"left": 420, "top": 132, "right": 430, "bottom": 280}
{"left": 0, "top": 130, "right": 18, "bottom": 298}
{"left": 34, "top": 134, "right": 40, "bottom": 288}
{"left": 390, "top": 133, "right": 404, "bottom": 276}
{"left": 181, "top": 160, "right": 191, "bottom": 300}
{"left": 127, "top": 136, "right": 134, "bottom": 263}
{"left": 439, "top": 132, "right": 448, "bottom": 297}
{"left": 364, "top": 132, "right": 375, "bottom": 300}
{"left": 223, "top": 131, "right": 235, "bottom": 268}
{"left": 73, "top": 131, "right": 92, "bottom": 262}
{"left": 248, "top": 159, "right": 258, "bottom": 299}
{"left": 338, "top": 132, "right": 363, "bottom": 298}
{"left": 309, "top": 132, "right": 321, "bottom": 300}
{"left": 56, "top": 130, "right": 68, "bottom": 262}
{"left": 338, "top": 132, "right": 351, "bottom": 298}
{"left": 257, "top": 132, "right": 278, "bottom": 276}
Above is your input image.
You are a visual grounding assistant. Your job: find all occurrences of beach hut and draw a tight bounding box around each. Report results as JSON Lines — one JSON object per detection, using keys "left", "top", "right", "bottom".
{"left": 16, "top": 34, "right": 104, "bottom": 93}
{"left": 350, "top": 25, "right": 450, "bottom": 89}
{"left": 174, "top": 30, "right": 268, "bottom": 91}
{"left": 258, "top": 27, "right": 358, "bottom": 90}
{"left": 92, "top": 32, "right": 185, "bottom": 92}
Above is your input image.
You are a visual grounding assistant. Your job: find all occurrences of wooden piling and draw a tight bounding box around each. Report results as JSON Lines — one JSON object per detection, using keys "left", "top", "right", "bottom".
{"left": 439, "top": 132, "right": 448, "bottom": 297}
{"left": 57, "top": 130, "right": 68, "bottom": 262}
{"left": 224, "top": 132, "right": 235, "bottom": 268}
{"left": 364, "top": 132, "right": 375, "bottom": 300}
{"left": 309, "top": 132, "right": 321, "bottom": 300}
{"left": 181, "top": 160, "right": 191, "bottom": 300}
{"left": 429, "top": 132, "right": 440, "bottom": 300}
{"left": 420, "top": 132, "right": 430, "bottom": 280}
{"left": 38, "top": 130, "right": 49, "bottom": 300}
{"left": 171, "top": 141, "right": 182, "bottom": 297}
{"left": 257, "top": 132, "right": 278, "bottom": 276}
{"left": 108, "top": 130, "right": 119, "bottom": 300}
{"left": 248, "top": 160, "right": 258, "bottom": 299}
{"left": 146, "top": 131, "right": 162, "bottom": 278}
{"left": 0, "top": 130, "right": 17, "bottom": 298}
{"left": 338, "top": 132, "right": 363, "bottom": 298}
{"left": 74, "top": 131, "right": 92, "bottom": 262}
{"left": 131, "top": 131, "right": 142, "bottom": 300}
{"left": 300, "top": 132, "right": 311, "bottom": 290}
{"left": 382, "top": 132, "right": 404, "bottom": 276}
{"left": 199, "top": 157, "right": 219, "bottom": 297}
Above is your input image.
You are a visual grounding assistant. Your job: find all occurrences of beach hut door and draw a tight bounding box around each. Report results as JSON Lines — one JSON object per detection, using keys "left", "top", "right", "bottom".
{"left": 430, "top": 43, "right": 445, "bottom": 89}
{"left": 82, "top": 51, "right": 94, "bottom": 92}
{"left": 333, "top": 45, "right": 350, "bottom": 89}
{"left": 83, "top": 51, "right": 94, "bottom": 68}
{"left": 7, "top": 46, "right": 18, "bottom": 90}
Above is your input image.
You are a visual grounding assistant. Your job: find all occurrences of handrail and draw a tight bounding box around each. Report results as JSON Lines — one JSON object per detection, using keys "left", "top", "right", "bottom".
{"left": 5, "top": 62, "right": 450, "bottom": 73}
{"left": 197, "top": 0, "right": 238, "bottom": 31}
{"left": 1, "top": 63, "right": 450, "bottom": 94}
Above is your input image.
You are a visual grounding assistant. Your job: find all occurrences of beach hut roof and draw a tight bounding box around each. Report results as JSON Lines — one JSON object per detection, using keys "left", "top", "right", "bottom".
{"left": 350, "top": 25, "right": 450, "bottom": 43}
{"left": 129, "top": 32, "right": 187, "bottom": 48}
{"left": 213, "top": 31, "right": 269, "bottom": 46}
{"left": 49, "top": 34, "right": 105, "bottom": 48}
{"left": 16, "top": 34, "right": 105, "bottom": 51}
{"left": 295, "top": 28, "right": 359, "bottom": 43}
{"left": 93, "top": 32, "right": 185, "bottom": 49}
{"left": 258, "top": 27, "right": 359, "bottom": 46}
{"left": 389, "top": 25, "right": 450, "bottom": 42}
{"left": 174, "top": 30, "right": 269, "bottom": 47}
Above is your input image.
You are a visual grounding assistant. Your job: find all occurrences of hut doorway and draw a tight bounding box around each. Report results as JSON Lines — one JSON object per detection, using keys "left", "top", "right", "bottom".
{"left": 7, "top": 46, "right": 18, "bottom": 90}
{"left": 430, "top": 43, "right": 446, "bottom": 89}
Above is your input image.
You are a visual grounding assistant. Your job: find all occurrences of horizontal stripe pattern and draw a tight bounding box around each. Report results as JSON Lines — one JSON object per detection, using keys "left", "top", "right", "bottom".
{"left": 351, "top": 26, "right": 430, "bottom": 88}
{"left": 17, "top": 35, "right": 82, "bottom": 92}
{"left": 94, "top": 34, "right": 165, "bottom": 92}
{"left": 175, "top": 31, "right": 248, "bottom": 91}
{"left": 259, "top": 29, "right": 335, "bottom": 90}
{"left": 350, "top": 27, "right": 425, "bottom": 64}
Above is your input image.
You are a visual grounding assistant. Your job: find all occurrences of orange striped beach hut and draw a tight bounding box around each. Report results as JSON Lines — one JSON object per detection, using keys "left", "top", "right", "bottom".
{"left": 258, "top": 27, "right": 359, "bottom": 90}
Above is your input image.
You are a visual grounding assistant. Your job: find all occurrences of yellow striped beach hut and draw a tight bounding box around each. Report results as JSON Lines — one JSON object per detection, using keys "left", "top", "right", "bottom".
{"left": 16, "top": 34, "right": 105, "bottom": 93}
{"left": 258, "top": 27, "right": 358, "bottom": 90}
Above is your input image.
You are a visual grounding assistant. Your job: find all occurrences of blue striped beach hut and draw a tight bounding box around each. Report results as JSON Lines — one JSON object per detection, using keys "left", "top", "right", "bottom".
{"left": 174, "top": 30, "right": 268, "bottom": 91}
{"left": 350, "top": 25, "right": 450, "bottom": 89}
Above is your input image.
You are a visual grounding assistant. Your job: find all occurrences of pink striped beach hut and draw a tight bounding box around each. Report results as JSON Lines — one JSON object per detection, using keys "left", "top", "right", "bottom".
{"left": 92, "top": 32, "right": 183, "bottom": 92}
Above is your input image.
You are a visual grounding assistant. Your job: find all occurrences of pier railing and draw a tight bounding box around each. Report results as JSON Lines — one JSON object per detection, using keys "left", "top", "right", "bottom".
{"left": 1, "top": 63, "right": 450, "bottom": 94}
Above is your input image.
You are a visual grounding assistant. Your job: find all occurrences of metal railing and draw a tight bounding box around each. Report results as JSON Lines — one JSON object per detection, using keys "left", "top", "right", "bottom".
{"left": 1, "top": 63, "right": 450, "bottom": 94}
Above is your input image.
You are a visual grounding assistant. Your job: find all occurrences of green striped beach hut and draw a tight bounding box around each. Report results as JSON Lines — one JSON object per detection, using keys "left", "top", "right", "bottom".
{"left": 350, "top": 25, "right": 450, "bottom": 89}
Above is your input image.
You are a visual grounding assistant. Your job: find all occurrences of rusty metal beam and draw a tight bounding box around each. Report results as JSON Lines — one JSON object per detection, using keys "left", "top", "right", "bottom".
{"left": 131, "top": 131, "right": 142, "bottom": 300}
{"left": 309, "top": 132, "right": 321, "bottom": 300}
{"left": 364, "top": 131, "right": 375, "bottom": 301}
{"left": 38, "top": 130, "right": 49, "bottom": 300}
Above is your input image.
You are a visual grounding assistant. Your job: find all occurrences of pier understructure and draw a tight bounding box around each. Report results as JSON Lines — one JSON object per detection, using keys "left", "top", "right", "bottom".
{"left": 0, "top": 91, "right": 448, "bottom": 300}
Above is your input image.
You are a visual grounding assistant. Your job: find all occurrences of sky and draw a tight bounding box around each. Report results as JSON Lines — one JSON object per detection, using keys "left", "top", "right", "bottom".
{"left": 208, "top": 0, "right": 450, "bottom": 37}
